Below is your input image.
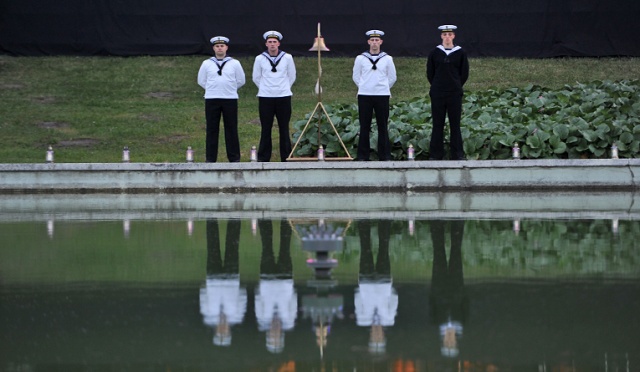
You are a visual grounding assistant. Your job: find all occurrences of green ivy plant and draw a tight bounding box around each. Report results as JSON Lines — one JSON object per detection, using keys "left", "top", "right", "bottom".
{"left": 291, "top": 80, "right": 640, "bottom": 160}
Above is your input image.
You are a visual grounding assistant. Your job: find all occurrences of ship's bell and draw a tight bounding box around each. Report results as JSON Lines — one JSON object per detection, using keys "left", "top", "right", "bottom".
{"left": 309, "top": 37, "right": 330, "bottom": 52}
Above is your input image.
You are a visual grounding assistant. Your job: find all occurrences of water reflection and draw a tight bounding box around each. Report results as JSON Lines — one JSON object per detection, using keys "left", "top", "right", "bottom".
{"left": 199, "top": 219, "right": 246, "bottom": 347}
{"left": 1, "top": 217, "right": 638, "bottom": 371}
{"left": 256, "top": 219, "right": 296, "bottom": 353}
{"left": 299, "top": 221, "right": 345, "bottom": 357}
{"left": 356, "top": 219, "right": 398, "bottom": 355}
{"left": 47, "top": 218, "right": 54, "bottom": 238}
{"left": 429, "top": 220, "right": 467, "bottom": 358}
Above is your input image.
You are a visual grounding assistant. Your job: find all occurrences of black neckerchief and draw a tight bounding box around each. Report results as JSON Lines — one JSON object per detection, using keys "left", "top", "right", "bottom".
{"left": 362, "top": 51, "right": 388, "bottom": 70}
{"left": 210, "top": 56, "right": 233, "bottom": 75}
{"left": 262, "top": 51, "right": 286, "bottom": 72}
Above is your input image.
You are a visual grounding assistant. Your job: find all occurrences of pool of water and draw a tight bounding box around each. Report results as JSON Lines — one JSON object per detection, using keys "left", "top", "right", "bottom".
{"left": 1, "top": 214, "right": 638, "bottom": 371}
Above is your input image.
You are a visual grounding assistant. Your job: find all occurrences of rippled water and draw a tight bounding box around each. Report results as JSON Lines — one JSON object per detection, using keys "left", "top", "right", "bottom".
{"left": 1, "top": 216, "right": 638, "bottom": 371}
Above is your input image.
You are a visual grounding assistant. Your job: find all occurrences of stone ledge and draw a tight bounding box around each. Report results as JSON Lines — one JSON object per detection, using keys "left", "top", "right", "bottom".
{"left": 1, "top": 159, "right": 638, "bottom": 192}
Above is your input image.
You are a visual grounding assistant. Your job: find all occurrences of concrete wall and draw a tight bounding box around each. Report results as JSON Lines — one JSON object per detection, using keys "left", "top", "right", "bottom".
{"left": 1, "top": 159, "right": 639, "bottom": 193}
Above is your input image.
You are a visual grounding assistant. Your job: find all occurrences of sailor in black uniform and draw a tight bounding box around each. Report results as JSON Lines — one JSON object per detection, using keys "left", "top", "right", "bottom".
{"left": 426, "top": 25, "right": 470, "bottom": 161}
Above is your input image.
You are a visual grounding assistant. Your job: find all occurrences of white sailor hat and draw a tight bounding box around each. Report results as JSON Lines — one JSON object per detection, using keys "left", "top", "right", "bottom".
{"left": 438, "top": 25, "right": 457, "bottom": 33}
{"left": 366, "top": 30, "right": 385, "bottom": 39}
{"left": 213, "top": 333, "right": 231, "bottom": 346}
{"left": 263, "top": 30, "right": 283, "bottom": 40}
{"left": 210, "top": 36, "right": 229, "bottom": 45}
{"left": 441, "top": 346, "right": 459, "bottom": 357}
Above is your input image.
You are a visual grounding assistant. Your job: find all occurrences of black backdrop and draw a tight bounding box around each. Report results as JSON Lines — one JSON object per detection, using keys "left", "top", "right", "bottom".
{"left": 1, "top": 0, "right": 639, "bottom": 57}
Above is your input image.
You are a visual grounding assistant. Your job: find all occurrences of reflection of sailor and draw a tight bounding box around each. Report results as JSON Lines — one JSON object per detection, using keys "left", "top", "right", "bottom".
{"left": 429, "top": 219, "right": 468, "bottom": 357}
{"left": 354, "top": 219, "right": 398, "bottom": 354}
{"left": 254, "top": 219, "right": 297, "bottom": 353}
{"left": 199, "top": 219, "right": 247, "bottom": 346}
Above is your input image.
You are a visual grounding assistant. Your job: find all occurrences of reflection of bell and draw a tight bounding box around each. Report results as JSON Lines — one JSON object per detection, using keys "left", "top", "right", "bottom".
{"left": 309, "top": 37, "right": 330, "bottom": 52}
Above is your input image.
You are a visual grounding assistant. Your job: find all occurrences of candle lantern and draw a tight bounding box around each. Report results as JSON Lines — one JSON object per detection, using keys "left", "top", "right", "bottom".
{"left": 186, "top": 146, "right": 194, "bottom": 163}
{"left": 122, "top": 146, "right": 130, "bottom": 163}
{"left": 317, "top": 145, "right": 325, "bottom": 161}
{"left": 46, "top": 145, "right": 54, "bottom": 163}
{"left": 512, "top": 143, "right": 520, "bottom": 160}
{"left": 611, "top": 143, "right": 619, "bottom": 159}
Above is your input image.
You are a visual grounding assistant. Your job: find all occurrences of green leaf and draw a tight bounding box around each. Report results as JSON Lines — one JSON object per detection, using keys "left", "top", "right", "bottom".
{"left": 553, "top": 124, "right": 570, "bottom": 139}
{"left": 478, "top": 112, "right": 492, "bottom": 124}
{"left": 566, "top": 136, "right": 579, "bottom": 144}
{"left": 619, "top": 132, "right": 634, "bottom": 144}
{"left": 526, "top": 135, "right": 542, "bottom": 149}
{"left": 589, "top": 144, "right": 605, "bottom": 157}
{"left": 550, "top": 135, "right": 567, "bottom": 154}
{"left": 595, "top": 124, "right": 610, "bottom": 140}
{"left": 580, "top": 129, "right": 599, "bottom": 142}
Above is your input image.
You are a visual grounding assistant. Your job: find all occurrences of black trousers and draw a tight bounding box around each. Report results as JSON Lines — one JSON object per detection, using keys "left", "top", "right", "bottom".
{"left": 429, "top": 219, "right": 467, "bottom": 325}
{"left": 258, "top": 96, "right": 292, "bottom": 162}
{"left": 206, "top": 219, "right": 241, "bottom": 275}
{"left": 358, "top": 219, "right": 391, "bottom": 278}
{"left": 429, "top": 92, "right": 464, "bottom": 160}
{"left": 205, "top": 98, "right": 240, "bottom": 162}
{"left": 258, "top": 219, "right": 292, "bottom": 276}
{"left": 356, "top": 95, "right": 391, "bottom": 161}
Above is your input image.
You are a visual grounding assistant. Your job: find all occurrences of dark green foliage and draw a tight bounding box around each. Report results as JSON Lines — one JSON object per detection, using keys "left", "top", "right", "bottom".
{"left": 292, "top": 80, "right": 640, "bottom": 160}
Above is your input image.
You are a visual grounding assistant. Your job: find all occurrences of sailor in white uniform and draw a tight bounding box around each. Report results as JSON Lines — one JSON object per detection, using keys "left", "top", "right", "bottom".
{"left": 352, "top": 30, "right": 397, "bottom": 161}
{"left": 252, "top": 31, "right": 296, "bottom": 162}
{"left": 197, "top": 36, "right": 245, "bottom": 162}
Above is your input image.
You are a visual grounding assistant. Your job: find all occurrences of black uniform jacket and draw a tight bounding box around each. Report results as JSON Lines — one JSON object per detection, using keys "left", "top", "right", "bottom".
{"left": 426, "top": 46, "right": 469, "bottom": 97}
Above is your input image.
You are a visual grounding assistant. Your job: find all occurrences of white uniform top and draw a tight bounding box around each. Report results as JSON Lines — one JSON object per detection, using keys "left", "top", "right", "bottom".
{"left": 352, "top": 52, "right": 397, "bottom": 96}
{"left": 354, "top": 281, "right": 398, "bottom": 327}
{"left": 252, "top": 51, "right": 296, "bottom": 97}
{"left": 255, "top": 279, "right": 297, "bottom": 331}
{"left": 199, "top": 278, "right": 247, "bottom": 325}
{"left": 197, "top": 57, "right": 246, "bottom": 99}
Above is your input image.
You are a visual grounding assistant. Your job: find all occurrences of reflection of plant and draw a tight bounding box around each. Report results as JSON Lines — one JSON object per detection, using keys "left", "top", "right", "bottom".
{"left": 463, "top": 219, "right": 639, "bottom": 274}
{"left": 340, "top": 219, "right": 639, "bottom": 275}
{"left": 291, "top": 80, "right": 640, "bottom": 160}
